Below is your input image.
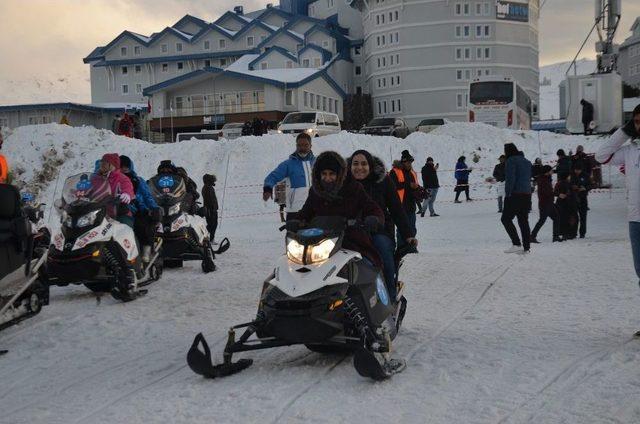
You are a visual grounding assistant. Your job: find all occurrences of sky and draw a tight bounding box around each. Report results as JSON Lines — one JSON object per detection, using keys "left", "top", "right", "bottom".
{"left": 0, "top": 0, "right": 639, "bottom": 82}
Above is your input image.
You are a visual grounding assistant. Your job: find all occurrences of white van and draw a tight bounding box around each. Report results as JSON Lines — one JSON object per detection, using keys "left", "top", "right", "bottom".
{"left": 277, "top": 112, "right": 341, "bottom": 137}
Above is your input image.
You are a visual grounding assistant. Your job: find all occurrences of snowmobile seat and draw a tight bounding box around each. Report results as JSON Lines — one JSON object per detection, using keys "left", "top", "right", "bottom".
{"left": 0, "top": 184, "right": 31, "bottom": 280}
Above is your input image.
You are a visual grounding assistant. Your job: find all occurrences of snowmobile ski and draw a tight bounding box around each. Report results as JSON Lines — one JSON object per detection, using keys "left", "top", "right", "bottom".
{"left": 353, "top": 347, "right": 407, "bottom": 381}
{"left": 187, "top": 332, "right": 252, "bottom": 379}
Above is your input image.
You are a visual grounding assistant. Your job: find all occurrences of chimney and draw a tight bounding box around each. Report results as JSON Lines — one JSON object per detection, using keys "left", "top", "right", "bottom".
{"left": 234, "top": 6, "right": 244, "bottom": 15}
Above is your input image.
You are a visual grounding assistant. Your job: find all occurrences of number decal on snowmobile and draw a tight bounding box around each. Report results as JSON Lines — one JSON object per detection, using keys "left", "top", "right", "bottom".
{"left": 77, "top": 230, "right": 99, "bottom": 248}
{"left": 101, "top": 223, "right": 112, "bottom": 236}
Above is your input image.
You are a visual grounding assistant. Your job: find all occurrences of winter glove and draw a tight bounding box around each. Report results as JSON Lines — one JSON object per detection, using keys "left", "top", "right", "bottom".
{"left": 263, "top": 187, "right": 273, "bottom": 201}
{"left": 119, "top": 193, "right": 131, "bottom": 204}
{"left": 363, "top": 216, "right": 380, "bottom": 233}
{"left": 150, "top": 207, "right": 163, "bottom": 223}
{"left": 623, "top": 119, "right": 640, "bottom": 139}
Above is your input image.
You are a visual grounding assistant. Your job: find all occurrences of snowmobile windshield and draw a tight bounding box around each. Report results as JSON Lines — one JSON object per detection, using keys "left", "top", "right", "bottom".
{"left": 149, "top": 174, "right": 186, "bottom": 205}
{"left": 61, "top": 173, "right": 112, "bottom": 207}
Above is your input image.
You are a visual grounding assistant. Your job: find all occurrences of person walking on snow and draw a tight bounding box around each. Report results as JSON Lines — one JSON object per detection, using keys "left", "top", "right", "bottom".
{"left": 389, "top": 150, "right": 422, "bottom": 249}
{"left": 530, "top": 165, "right": 560, "bottom": 243}
{"left": 501, "top": 143, "right": 532, "bottom": 254}
{"left": 202, "top": 174, "right": 219, "bottom": 243}
{"left": 263, "top": 132, "right": 315, "bottom": 221}
{"left": 581, "top": 99, "right": 595, "bottom": 135}
{"left": 493, "top": 155, "right": 506, "bottom": 213}
{"left": 421, "top": 157, "right": 440, "bottom": 217}
{"left": 454, "top": 156, "right": 472, "bottom": 203}
{"left": 595, "top": 105, "right": 640, "bottom": 301}
{"left": 569, "top": 163, "right": 591, "bottom": 239}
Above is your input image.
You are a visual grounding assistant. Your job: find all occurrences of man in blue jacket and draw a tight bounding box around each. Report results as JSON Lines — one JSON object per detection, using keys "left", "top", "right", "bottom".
{"left": 501, "top": 143, "right": 532, "bottom": 254}
{"left": 263, "top": 133, "right": 315, "bottom": 220}
{"left": 120, "top": 155, "right": 161, "bottom": 263}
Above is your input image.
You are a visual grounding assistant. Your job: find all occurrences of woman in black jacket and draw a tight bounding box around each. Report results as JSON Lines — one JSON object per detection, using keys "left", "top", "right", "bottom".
{"left": 348, "top": 149, "right": 418, "bottom": 299}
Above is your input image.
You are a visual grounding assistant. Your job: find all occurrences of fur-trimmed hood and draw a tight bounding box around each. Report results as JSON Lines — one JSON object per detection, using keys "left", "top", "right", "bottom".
{"left": 370, "top": 156, "right": 387, "bottom": 184}
{"left": 311, "top": 151, "right": 347, "bottom": 200}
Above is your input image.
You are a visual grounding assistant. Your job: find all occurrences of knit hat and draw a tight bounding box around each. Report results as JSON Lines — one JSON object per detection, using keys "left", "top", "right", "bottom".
{"left": 101, "top": 153, "right": 120, "bottom": 169}
{"left": 157, "top": 160, "right": 176, "bottom": 174}
{"left": 315, "top": 152, "right": 343, "bottom": 174}
{"left": 400, "top": 150, "right": 414, "bottom": 162}
{"left": 426, "top": 157, "right": 434, "bottom": 162}
{"left": 119, "top": 155, "right": 132, "bottom": 170}
{"left": 504, "top": 143, "right": 519, "bottom": 157}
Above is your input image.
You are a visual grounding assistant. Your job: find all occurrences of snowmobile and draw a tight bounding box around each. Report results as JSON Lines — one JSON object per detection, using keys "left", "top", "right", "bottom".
{"left": 0, "top": 184, "right": 49, "bottom": 333}
{"left": 44, "top": 172, "right": 163, "bottom": 302}
{"left": 21, "top": 192, "right": 51, "bottom": 259}
{"left": 187, "top": 217, "right": 411, "bottom": 381}
{"left": 149, "top": 173, "right": 229, "bottom": 273}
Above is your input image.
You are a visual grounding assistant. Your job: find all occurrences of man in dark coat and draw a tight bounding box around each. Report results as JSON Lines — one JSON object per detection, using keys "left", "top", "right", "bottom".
{"left": 421, "top": 157, "right": 440, "bottom": 217}
{"left": 493, "top": 155, "right": 506, "bottom": 213}
{"left": 297, "top": 151, "right": 385, "bottom": 270}
{"left": 202, "top": 174, "right": 219, "bottom": 242}
{"left": 530, "top": 165, "right": 560, "bottom": 243}
{"left": 569, "top": 163, "right": 591, "bottom": 238}
{"left": 572, "top": 145, "right": 593, "bottom": 179}
{"left": 389, "top": 150, "right": 421, "bottom": 249}
{"left": 555, "top": 149, "right": 572, "bottom": 180}
{"left": 502, "top": 143, "right": 532, "bottom": 253}
{"left": 555, "top": 174, "right": 578, "bottom": 240}
{"left": 581, "top": 99, "right": 594, "bottom": 135}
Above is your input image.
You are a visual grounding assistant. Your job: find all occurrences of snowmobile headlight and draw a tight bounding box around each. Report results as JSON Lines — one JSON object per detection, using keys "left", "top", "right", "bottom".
{"left": 168, "top": 203, "right": 181, "bottom": 216}
{"left": 76, "top": 210, "right": 100, "bottom": 228}
{"left": 308, "top": 238, "right": 337, "bottom": 264}
{"left": 286, "top": 238, "right": 305, "bottom": 264}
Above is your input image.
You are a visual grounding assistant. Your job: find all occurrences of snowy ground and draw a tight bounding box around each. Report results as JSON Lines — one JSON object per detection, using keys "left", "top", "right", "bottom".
{"left": 0, "top": 124, "right": 638, "bottom": 423}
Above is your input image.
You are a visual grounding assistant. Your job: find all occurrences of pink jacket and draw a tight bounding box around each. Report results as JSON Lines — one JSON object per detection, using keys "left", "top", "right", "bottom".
{"left": 107, "top": 170, "right": 135, "bottom": 217}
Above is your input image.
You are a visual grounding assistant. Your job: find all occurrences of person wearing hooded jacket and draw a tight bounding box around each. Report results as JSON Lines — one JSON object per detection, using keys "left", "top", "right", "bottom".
{"left": 263, "top": 133, "right": 315, "bottom": 221}
{"left": 296, "top": 151, "right": 385, "bottom": 271}
{"left": 530, "top": 165, "right": 560, "bottom": 243}
{"left": 95, "top": 153, "right": 135, "bottom": 228}
{"left": 348, "top": 150, "right": 418, "bottom": 298}
{"left": 120, "top": 155, "right": 161, "bottom": 262}
{"left": 501, "top": 143, "right": 532, "bottom": 253}
{"left": 421, "top": 157, "right": 440, "bottom": 217}
{"left": 201, "top": 174, "right": 219, "bottom": 242}
{"left": 454, "top": 156, "right": 472, "bottom": 202}
{"left": 596, "top": 105, "right": 640, "bottom": 292}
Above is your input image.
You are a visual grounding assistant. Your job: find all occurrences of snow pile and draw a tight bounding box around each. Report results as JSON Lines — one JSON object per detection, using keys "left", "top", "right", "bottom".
{"left": 2, "top": 122, "right": 621, "bottom": 222}
{"left": 539, "top": 59, "right": 597, "bottom": 120}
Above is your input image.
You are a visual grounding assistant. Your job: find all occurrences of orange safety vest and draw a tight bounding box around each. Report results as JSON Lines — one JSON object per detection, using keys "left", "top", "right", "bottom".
{"left": 0, "top": 154, "right": 7, "bottom": 183}
{"left": 391, "top": 167, "right": 418, "bottom": 203}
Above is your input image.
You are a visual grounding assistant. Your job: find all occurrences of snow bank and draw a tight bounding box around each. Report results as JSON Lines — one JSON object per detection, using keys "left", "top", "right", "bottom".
{"left": 1, "top": 123, "right": 621, "bottom": 222}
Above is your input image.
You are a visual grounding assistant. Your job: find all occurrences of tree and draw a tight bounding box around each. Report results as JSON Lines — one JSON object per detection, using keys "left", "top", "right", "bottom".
{"left": 623, "top": 82, "right": 640, "bottom": 99}
{"left": 343, "top": 94, "right": 372, "bottom": 131}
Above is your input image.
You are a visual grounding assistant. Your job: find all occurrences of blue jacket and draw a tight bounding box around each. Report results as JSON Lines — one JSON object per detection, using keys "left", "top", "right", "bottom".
{"left": 505, "top": 153, "right": 532, "bottom": 197}
{"left": 454, "top": 161, "right": 471, "bottom": 182}
{"left": 125, "top": 160, "right": 159, "bottom": 214}
{"left": 264, "top": 151, "right": 315, "bottom": 212}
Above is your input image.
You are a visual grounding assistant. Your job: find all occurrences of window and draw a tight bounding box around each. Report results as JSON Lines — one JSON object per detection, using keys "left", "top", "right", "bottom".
{"left": 397, "top": 99, "right": 402, "bottom": 112}
{"left": 286, "top": 60, "right": 293, "bottom": 68}
{"left": 485, "top": 69, "right": 491, "bottom": 75}
{"left": 220, "top": 58, "right": 227, "bottom": 67}
{"left": 134, "top": 46, "right": 141, "bottom": 55}
{"left": 219, "top": 39, "right": 226, "bottom": 49}
{"left": 354, "top": 46, "right": 361, "bottom": 56}
{"left": 204, "top": 59, "right": 211, "bottom": 67}
{"left": 162, "top": 63, "right": 168, "bottom": 72}
{"left": 455, "top": 25, "right": 462, "bottom": 38}
{"left": 382, "top": 56, "right": 386, "bottom": 66}
{"left": 456, "top": 47, "right": 463, "bottom": 60}
{"left": 303, "top": 58, "right": 310, "bottom": 67}
{"left": 381, "top": 35, "right": 386, "bottom": 46}
{"left": 175, "top": 96, "right": 184, "bottom": 110}
{"left": 314, "top": 58, "right": 322, "bottom": 67}
{"left": 310, "top": 93, "right": 315, "bottom": 109}
{"left": 176, "top": 42, "right": 183, "bottom": 52}
{"left": 322, "top": 40, "right": 330, "bottom": 49}
{"left": 395, "top": 53, "right": 399, "bottom": 65}
{"left": 377, "top": 102, "right": 382, "bottom": 115}
{"left": 304, "top": 91, "right": 309, "bottom": 107}
{"left": 464, "top": 47, "right": 471, "bottom": 60}
{"left": 484, "top": 2, "right": 490, "bottom": 16}
{"left": 484, "top": 25, "right": 490, "bottom": 37}
{"left": 356, "top": 86, "right": 362, "bottom": 95}
{"left": 463, "top": 3, "right": 470, "bottom": 15}
{"left": 376, "top": 36, "right": 381, "bottom": 47}
{"left": 161, "top": 44, "right": 168, "bottom": 53}
{"left": 122, "top": 84, "right": 129, "bottom": 94}
{"left": 40, "top": 116, "right": 51, "bottom": 124}
{"left": 376, "top": 15, "right": 380, "bottom": 25}
{"left": 394, "top": 10, "right": 399, "bottom": 20}
{"left": 322, "top": 96, "right": 327, "bottom": 111}
{"left": 247, "top": 36, "right": 254, "bottom": 47}
{"left": 329, "top": 99, "right": 333, "bottom": 113}
{"left": 381, "top": 14, "right": 385, "bottom": 24}
{"left": 121, "top": 66, "right": 128, "bottom": 75}
{"left": 120, "top": 47, "right": 127, "bottom": 56}
{"left": 457, "top": 93, "right": 464, "bottom": 109}
{"left": 135, "top": 65, "right": 141, "bottom": 74}
{"left": 135, "top": 83, "right": 142, "bottom": 94}
{"left": 476, "top": 2, "right": 482, "bottom": 15}
{"left": 455, "top": 3, "right": 462, "bottom": 15}
{"left": 484, "top": 47, "right": 491, "bottom": 59}
{"left": 260, "top": 62, "right": 268, "bottom": 70}
{"left": 177, "top": 62, "right": 184, "bottom": 71}
{"left": 355, "top": 65, "right": 362, "bottom": 75}
{"left": 285, "top": 90, "right": 294, "bottom": 106}
{"left": 334, "top": 99, "right": 338, "bottom": 113}
{"left": 390, "top": 55, "right": 395, "bottom": 65}
{"left": 377, "top": 57, "right": 381, "bottom": 68}
{"left": 28, "top": 116, "right": 38, "bottom": 125}
{"left": 261, "top": 35, "right": 267, "bottom": 42}
{"left": 456, "top": 69, "right": 463, "bottom": 81}
{"left": 464, "top": 69, "right": 471, "bottom": 80}
{"left": 476, "top": 47, "right": 483, "bottom": 59}
{"left": 204, "top": 40, "right": 210, "bottom": 50}
{"left": 463, "top": 25, "right": 470, "bottom": 38}
{"left": 476, "top": 25, "right": 482, "bottom": 37}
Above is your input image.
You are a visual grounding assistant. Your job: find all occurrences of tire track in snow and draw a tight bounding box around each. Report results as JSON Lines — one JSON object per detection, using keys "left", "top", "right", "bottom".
{"left": 496, "top": 337, "right": 637, "bottom": 424}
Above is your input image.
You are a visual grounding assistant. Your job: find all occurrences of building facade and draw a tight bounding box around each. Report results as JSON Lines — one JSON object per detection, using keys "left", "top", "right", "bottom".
{"left": 85, "top": 0, "right": 539, "bottom": 129}
{"left": 619, "top": 17, "right": 640, "bottom": 88}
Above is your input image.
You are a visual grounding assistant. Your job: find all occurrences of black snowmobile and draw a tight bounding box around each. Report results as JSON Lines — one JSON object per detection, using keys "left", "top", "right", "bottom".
{"left": 44, "top": 173, "right": 163, "bottom": 302}
{"left": 187, "top": 217, "right": 413, "bottom": 381}
{"left": 21, "top": 192, "right": 50, "bottom": 259}
{"left": 0, "top": 184, "right": 49, "bottom": 335}
{"left": 149, "top": 173, "right": 229, "bottom": 272}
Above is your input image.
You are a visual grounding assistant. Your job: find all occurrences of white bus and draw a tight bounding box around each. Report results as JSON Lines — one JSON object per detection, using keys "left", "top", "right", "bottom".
{"left": 468, "top": 76, "right": 532, "bottom": 130}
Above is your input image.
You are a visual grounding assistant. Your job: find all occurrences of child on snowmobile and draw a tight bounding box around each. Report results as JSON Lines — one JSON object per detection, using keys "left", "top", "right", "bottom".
{"left": 95, "top": 153, "right": 135, "bottom": 227}
{"left": 120, "top": 155, "right": 162, "bottom": 263}
{"left": 296, "top": 151, "right": 385, "bottom": 270}
{"left": 347, "top": 150, "right": 418, "bottom": 299}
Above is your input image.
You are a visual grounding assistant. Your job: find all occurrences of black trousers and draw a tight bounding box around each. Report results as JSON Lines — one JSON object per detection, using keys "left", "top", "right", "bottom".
{"left": 531, "top": 203, "right": 559, "bottom": 239}
{"left": 455, "top": 184, "right": 470, "bottom": 201}
{"left": 134, "top": 213, "right": 156, "bottom": 246}
{"left": 206, "top": 211, "right": 218, "bottom": 241}
{"left": 501, "top": 194, "right": 532, "bottom": 250}
{"left": 577, "top": 204, "right": 587, "bottom": 237}
{"left": 583, "top": 122, "right": 593, "bottom": 135}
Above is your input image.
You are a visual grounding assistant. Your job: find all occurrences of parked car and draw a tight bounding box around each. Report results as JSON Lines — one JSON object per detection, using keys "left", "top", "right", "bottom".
{"left": 175, "top": 130, "right": 219, "bottom": 142}
{"left": 415, "top": 118, "right": 452, "bottom": 134}
{"left": 219, "top": 122, "right": 244, "bottom": 139}
{"left": 277, "top": 112, "right": 341, "bottom": 137}
{"left": 360, "top": 118, "right": 411, "bottom": 138}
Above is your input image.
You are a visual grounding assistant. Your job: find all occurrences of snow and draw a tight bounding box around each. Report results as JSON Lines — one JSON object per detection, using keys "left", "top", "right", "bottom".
{"left": 226, "top": 54, "right": 320, "bottom": 82}
{"left": 539, "top": 59, "right": 597, "bottom": 120}
{"left": 129, "top": 32, "right": 151, "bottom": 44}
{"left": 0, "top": 123, "right": 638, "bottom": 423}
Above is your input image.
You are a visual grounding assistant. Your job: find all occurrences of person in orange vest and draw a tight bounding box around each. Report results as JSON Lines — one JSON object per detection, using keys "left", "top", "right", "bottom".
{"left": 0, "top": 131, "right": 8, "bottom": 183}
{"left": 389, "top": 150, "right": 422, "bottom": 250}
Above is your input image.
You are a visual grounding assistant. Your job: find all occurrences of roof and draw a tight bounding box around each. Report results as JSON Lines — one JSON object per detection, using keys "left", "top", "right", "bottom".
{"left": 248, "top": 47, "right": 298, "bottom": 70}
{"left": 92, "top": 49, "right": 259, "bottom": 67}
{"left": 0, "top": 102, "right": 147, "bottom": 113}
{"left": 298, "top": 44, "right": 332, "bottom": 62}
